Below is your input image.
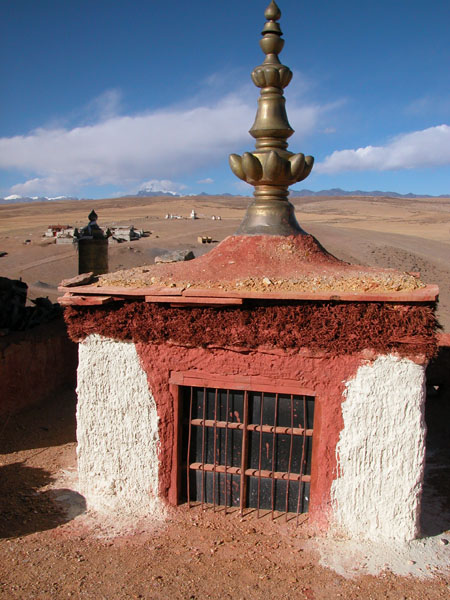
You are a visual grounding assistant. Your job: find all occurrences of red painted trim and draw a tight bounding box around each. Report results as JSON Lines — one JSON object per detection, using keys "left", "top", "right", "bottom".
{"left": 168, "top": 383, "right": 181, "bottom": 506}
{"left": 169, "top": 370, "right": 316, "bottom": 396}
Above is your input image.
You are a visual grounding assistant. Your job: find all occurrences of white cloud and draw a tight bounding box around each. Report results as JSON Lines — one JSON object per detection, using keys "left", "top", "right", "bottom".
{"left": 316, "top": 124, "right": 450, "bottom": 174}
{"left": 9, "top": 175, "right": 74, "bottom": 196}
{"left": 85, "top": 89, "right": 123, "bottom": 122}
{"left": 0, "top": 84, "right": 325, "bottom": 196}
{"left": 138, "top": 179, "right": 186, "bottom": 194}
{"left": 197, "top": 178, "right": 214, "bottom": 184}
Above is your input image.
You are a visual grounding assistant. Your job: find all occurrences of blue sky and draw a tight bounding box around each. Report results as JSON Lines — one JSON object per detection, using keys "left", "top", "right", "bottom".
{"left": 0, "top": 0, "right": 449, "bottom": 199}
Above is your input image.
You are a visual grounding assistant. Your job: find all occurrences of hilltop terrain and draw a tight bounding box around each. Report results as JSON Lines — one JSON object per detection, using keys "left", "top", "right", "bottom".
{"left": 1, "top": 193, "right": 449, "bottom": 597}
{"left": 1, "top": 193, "right": 449, "bottom": 330}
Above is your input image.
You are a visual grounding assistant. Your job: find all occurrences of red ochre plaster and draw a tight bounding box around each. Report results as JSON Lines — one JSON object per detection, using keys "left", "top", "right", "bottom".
{"left": 135, "top": 341, "right": 363, "bottom": 529}
{"left": 66, "top": 300, "right": 436, "bottom": 528}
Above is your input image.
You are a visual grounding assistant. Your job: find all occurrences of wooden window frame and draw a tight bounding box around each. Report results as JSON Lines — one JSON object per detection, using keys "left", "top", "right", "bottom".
{"left": 168, "top": 371, "right": 316, "bottom": 518}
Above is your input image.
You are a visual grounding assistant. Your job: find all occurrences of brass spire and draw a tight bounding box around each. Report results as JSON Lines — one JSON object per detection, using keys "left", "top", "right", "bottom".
{"left": 229, "top": 1, "right": 314, "bottom": 235}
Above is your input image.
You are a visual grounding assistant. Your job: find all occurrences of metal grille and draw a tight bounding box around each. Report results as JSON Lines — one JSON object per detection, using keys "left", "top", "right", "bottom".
{"left": 181, "top": 386, "right": 314, "bottom": 521}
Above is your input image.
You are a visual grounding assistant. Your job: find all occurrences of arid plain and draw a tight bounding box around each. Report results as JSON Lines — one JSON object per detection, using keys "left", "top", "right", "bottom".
{"left": 1, "top": 194, "right": 450, "bottom": 598}
{"left": 1, "top": 193, "right": 449, "bottom": 330}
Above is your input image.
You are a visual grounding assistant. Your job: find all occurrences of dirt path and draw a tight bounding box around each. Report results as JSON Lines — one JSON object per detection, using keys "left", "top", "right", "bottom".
{"left": 17, "top": 250, "right": 76, "bottom": 272}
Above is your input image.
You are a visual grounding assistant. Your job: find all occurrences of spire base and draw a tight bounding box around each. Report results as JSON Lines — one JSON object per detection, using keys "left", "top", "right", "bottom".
{"left": 237, "top": 188, "right": 306, "bottom": 236}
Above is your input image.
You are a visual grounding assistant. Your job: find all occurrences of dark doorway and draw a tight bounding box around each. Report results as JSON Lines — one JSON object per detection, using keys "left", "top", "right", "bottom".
{"left": 180, "top": 386, "right": 314, "bottom": 519}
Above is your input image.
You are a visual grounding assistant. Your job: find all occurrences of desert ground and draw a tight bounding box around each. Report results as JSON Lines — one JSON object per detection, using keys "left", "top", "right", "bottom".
{"left": 1, "top": 194, "right": 450, "bottom": 599}
{"left": 1, "top": 193, "right": 449, "bottom": 329}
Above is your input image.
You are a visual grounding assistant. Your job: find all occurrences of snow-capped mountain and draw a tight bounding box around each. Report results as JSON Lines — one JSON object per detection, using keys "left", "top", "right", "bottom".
{"left": 136, "top": 189, "right": 181, "bottom": 197}
{"left": 0, "top": 195, "right": 79, "bottom": 204}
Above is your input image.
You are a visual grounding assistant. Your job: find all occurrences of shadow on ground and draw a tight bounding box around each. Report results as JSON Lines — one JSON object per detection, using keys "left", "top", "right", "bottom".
{"left": 0, "top": 387, "right": 77, "bottom": 453}
{"left": 420, "top": 346, "right": 450, "bottom": 537}
{"left": 0, "top": 461, "right": 86, "bottom": 539}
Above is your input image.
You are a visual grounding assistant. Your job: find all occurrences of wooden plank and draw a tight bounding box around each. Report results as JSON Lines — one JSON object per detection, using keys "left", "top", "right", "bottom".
{"left": 57, "top": 284, "right": 184, "bottom": 297}
{"left": 182, "top": 288, "right": 243, "bottom": 299}
{"left": 145, "top": 295, "right": 243, "bottom": 305}
{"left": 168, "top": 371, "right": 316, "bottom": 396}
{"left": 57, "top": 295, "right": 114, "bottom": 306}
{"left": 58, "top": 283, "right": 439, "bottom": 303}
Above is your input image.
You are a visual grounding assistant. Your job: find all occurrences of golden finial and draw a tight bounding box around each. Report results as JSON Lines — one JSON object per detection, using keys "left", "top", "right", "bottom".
{"left": 229, "top": 1, "right": 314, "bottom": 236}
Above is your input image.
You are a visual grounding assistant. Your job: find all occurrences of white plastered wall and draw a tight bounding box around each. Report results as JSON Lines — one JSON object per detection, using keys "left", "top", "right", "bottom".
{"left": 331, "top": 355, "right": 427, "bottom": 542}
{"left": 76, "top": 334, "right": 162, "bottom": 516}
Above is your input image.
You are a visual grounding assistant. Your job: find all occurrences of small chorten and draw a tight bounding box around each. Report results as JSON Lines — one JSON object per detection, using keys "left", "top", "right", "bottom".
{"left": 77, "top": 210, "right": 109, "bottom": 275}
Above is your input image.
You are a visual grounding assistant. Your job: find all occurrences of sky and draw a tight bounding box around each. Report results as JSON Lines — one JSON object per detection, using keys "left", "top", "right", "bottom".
{"left": 0, "top": 0, "right": 449, "bottom": 199}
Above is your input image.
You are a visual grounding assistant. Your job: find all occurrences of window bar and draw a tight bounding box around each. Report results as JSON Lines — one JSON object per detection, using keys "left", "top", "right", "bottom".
{"left": 257, "top": 392, "right": 264, "bottom": 518}
{"left": 296, "top": 395, "right": 307, "bottom": 525}
{"left": 200, "top": 387, "right": 207, "bottom": 509}
{"left": 212, "top": 388, "right": 218, "bottom": 512}
{"left": 224, "top": 389, "right": 230, "bottom": 514}
{"left": 239, "top": 390, "right": 249, "bottom": 517}
{"left": 186, "top": 386, "right": 193, "bottom": 509}
{"left": 271, "top": 393, "right": 279, "bottom": 520}
{"left": 285, "top": 394, "right": 295, "bottom": 521}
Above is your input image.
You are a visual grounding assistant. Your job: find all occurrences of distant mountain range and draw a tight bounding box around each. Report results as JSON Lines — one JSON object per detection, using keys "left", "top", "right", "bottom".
{"left": 289, "top": 188, "right": 450, "bottom": 198}
{"left": 0, "top": 194, "right": 79, "bottom": 204}
{"left": 1, "top": 188, "right": 448, "bottom": 205}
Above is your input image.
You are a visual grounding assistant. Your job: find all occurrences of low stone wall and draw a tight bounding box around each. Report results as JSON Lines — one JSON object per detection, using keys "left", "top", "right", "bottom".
{"left": 0, "top": 318, "right": 78, "bottom": 418}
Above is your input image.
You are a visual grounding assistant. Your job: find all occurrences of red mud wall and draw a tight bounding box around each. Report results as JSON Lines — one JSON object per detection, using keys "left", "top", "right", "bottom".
{"left": 66, "top": 300, "right": 437, "bottom": 528}
{"left": 135, "top": 342, "right": 363, "bottom": 529}
{"left": 0, "top": 318, "right": 78, "bottom": 418}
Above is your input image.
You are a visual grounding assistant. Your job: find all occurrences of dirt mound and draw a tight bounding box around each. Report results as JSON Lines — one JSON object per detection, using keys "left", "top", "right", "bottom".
{"left": 98, "top": 235, "right": 424, "bottom": 294}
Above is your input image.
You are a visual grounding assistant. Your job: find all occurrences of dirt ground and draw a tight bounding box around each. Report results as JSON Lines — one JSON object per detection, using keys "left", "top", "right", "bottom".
{"left": 1, "top": 195, "right": 449, "bottom": 598}
{"left": 0, "top": 386, "right": 449, "bottom": 599}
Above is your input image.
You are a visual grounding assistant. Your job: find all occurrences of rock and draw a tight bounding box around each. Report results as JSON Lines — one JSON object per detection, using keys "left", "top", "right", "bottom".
{"left": 440, "top": 538, "right": 449, "bottom": 545}
{"left": 154, "top": 250, "right": 195, "bottom": 264}
{"left": 60, "top": 272, "right": 95, "bottom": 287}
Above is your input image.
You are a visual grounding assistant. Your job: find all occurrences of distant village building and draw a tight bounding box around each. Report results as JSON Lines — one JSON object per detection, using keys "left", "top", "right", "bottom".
{"left": 44, "top": 225, "right": 73, "bottom": 238}
{"left": 109, "top": 225, "right": 144, "bottom": 243}
{"left": 56, "top": 228, "right": 77, "bottom": 244}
